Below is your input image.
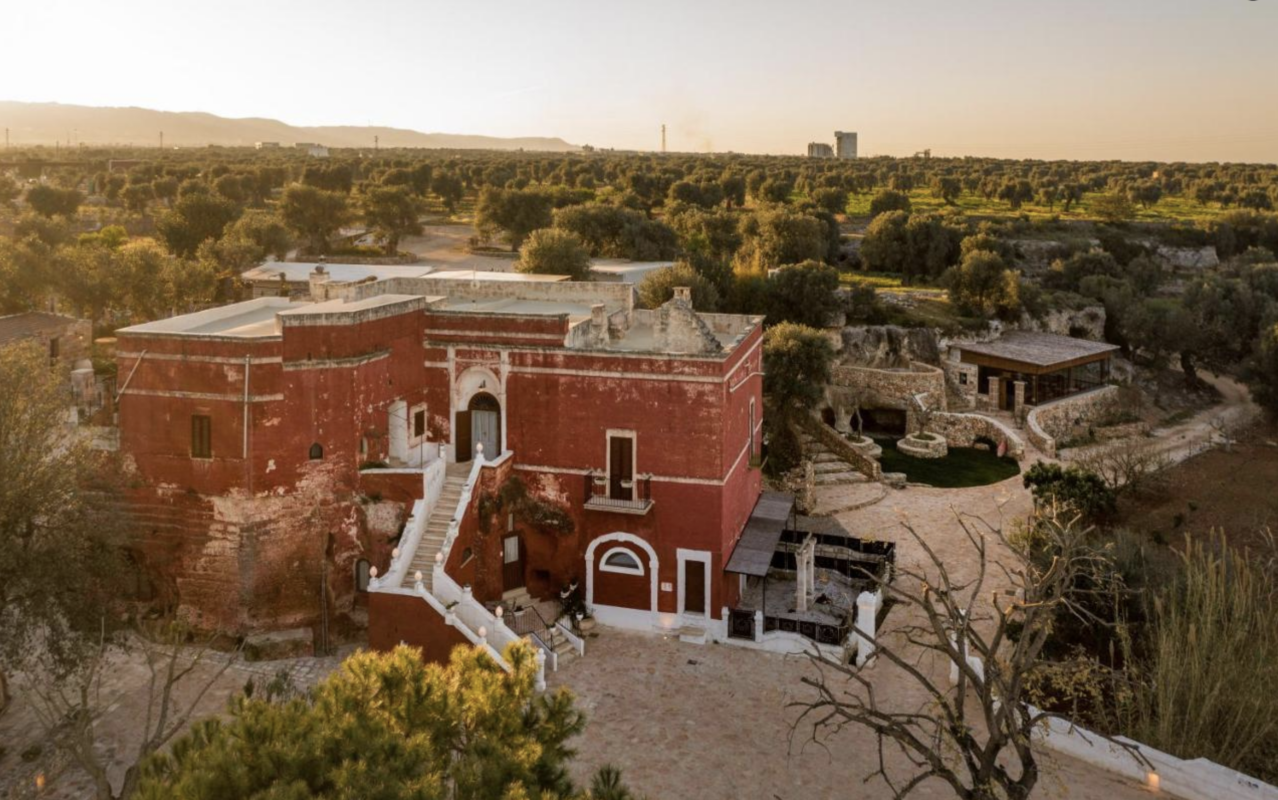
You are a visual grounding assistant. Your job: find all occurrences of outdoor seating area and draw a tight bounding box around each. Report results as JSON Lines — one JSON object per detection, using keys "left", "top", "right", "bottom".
{"left": 726, "top": 499, "right": 896, "bottom": 646}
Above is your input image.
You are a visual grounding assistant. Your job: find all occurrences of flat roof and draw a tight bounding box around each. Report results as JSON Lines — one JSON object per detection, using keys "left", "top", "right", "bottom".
{"left": 242, "top": 262, "right": 435, "bottom": 284}
{"left": 277, "top": 294, "right": 424, "bottom": 317}
{"left": 436, "top": 297, "right": 593, "bottom": 318}
{"left": 957, "top": 331, "right": 1118, "bottom": 369}
{"left": 589, "top": 261, "right": 673, "bottom": 283}
{"left": 428, "top": 270, "right": 568, "bottom": 283}
{"left": 118, "top": 297, "right": 299, "bottom": 338}
{"left": 725, "top": 492, "right": 796, "bottom": 577}
{"left": 0, "top": 312, "right": 80, "bottom": 343}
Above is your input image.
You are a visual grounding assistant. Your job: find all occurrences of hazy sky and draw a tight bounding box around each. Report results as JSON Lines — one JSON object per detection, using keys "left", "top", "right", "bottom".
{"left": 4, "top": 0, "right": 1276, "bottom": 162}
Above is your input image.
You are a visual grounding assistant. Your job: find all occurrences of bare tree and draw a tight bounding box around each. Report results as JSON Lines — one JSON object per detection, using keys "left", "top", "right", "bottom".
{"left": 909, "top": 392, "right": 937, "bottom": 438}
{"left": 1071, "top": 437, "right": 1168, "bottom": 497}
{"left": 24, "top": 623, "right": 240, "bottom": 800}
{"left": 791, "top": 512, "right": 1147, "bottom": 800}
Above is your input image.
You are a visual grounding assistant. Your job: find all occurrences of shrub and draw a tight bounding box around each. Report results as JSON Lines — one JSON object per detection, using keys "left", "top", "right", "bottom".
{"left": 1130, "top": 535, "right": 1278, "bottom": 782}
{"left": 868, "top": 189, "right": 912, "bottom": 218}
{"left": 516, "top": 228, "right": 591, "bottom": 280}
{"left": 1022, "top": 461, "right": 1117, "bottom": 521}
{"left": 636, "top": 262, "right": 720, "bottom": 311}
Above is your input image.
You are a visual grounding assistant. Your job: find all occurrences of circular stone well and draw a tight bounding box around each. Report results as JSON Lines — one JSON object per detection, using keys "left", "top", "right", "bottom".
{"left": 897, "top": 433, "right": 948, "bottom": 459}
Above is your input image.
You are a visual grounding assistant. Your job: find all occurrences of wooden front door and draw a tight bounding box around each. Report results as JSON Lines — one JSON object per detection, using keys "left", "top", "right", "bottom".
{"left": 502, "top": 535, "right": 524, "bottom": 590}
{"left": 684, "top": 560, "right": 706, "bottom": 615}
{"left": 608, "top": 435, "right": 633, "bottom": 500}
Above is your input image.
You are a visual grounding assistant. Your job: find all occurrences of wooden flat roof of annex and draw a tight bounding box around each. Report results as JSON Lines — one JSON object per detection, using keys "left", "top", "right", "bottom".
{"left": 957, "top": 331, "right": 1118, "bottom": 374}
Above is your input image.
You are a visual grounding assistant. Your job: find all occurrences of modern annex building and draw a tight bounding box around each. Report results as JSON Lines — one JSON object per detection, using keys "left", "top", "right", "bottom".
{"left": 114, "top": 268, "right": 765, "bottom": 669}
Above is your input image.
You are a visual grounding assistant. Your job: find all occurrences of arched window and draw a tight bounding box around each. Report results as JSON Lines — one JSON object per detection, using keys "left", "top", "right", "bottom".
{"left": 309, "top": 442, "right": 324, "bottom": 460}
{"left": 600, "top": 547, "right": 644, "bottom": 576}
{"left": 354, "top": 559, "right": 371, "bottom": 592}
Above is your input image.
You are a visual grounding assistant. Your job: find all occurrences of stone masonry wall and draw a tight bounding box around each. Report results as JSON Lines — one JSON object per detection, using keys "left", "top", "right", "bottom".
{"left": 1025, "top": 386, "right": 1121, "bottom": 458}
{"left": 830, "top": 362, "right": 947, "bottom": 413}
{"left": 928, "top": 412, "right": 1026, "bottom": 460}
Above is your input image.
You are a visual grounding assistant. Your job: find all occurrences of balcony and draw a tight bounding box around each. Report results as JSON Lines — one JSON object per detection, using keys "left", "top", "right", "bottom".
{"left": 583, "top": 472, "right": 653, "bottom": 515}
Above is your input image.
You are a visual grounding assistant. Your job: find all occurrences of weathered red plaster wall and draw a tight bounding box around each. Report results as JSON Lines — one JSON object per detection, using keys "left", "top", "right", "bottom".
{"left": 368, "top": 592, "right": 469, "bottom": 664}
{"left": 590, "top": 543, "right": 651, "bottom": 610}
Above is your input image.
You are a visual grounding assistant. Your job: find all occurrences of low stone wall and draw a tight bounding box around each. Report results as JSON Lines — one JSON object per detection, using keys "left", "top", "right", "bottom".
{"left": 797, "top": 413, "right": 882, "bottom": 480}
{"left": 1025, "top": 385, "right": 1121, "bottom": 458}
{"left": 929, "top": 411, "right": 1026, "bottom": 460}
{"left": 830, "top": 361, "right": 947, "bottom": 413}
{"left": 897, "top": 434, "right": 947, "bottom": 459}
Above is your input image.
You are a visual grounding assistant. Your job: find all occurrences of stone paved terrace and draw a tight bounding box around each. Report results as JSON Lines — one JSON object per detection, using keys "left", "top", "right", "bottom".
{"left": 548, "top": 630, "right": 1155, "bottom": 800}
{"left": 548, "top": 471, "right": 1160, "bottom": 800}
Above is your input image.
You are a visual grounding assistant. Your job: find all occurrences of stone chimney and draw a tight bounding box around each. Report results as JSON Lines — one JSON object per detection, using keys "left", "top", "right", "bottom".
{"left": 673, "top": 286, "right": 692, "bottom": 307}
{"left": 309, "top": 264, "right": 330, "bottom": 301}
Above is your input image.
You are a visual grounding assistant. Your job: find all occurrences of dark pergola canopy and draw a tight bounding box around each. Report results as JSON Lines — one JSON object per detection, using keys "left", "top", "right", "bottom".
{"left": 725, "top": 491, "right": 796, "bottom": 577}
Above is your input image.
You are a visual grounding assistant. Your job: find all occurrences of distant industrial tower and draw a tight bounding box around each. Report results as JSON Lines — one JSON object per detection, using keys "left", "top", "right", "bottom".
{"left": 661, "top": 124, "right": 666, "bottom": 153}
{"left": 807, "top": 142, "right": 834, "bottom": 158}
{"left": 834, "top": 131, "right": 858, "bottom": 159}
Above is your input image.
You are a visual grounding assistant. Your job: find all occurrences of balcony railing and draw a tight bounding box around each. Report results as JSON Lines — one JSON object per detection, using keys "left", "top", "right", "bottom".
{"left": 583, "top": 472, "right": 653, "bottom": 515}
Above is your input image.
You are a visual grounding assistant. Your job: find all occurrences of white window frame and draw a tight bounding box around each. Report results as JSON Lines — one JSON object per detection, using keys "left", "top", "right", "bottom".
{"left": 605, "top": 429, "right": 637, "bottom": 502}
{"left": 676, "top": 548, "right": 713, "bottom": 620}
{"left": 599, "top": 546, "right": 645, "bottom": 576}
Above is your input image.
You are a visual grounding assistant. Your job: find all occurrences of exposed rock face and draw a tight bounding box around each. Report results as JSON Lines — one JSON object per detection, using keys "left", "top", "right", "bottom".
{"left": 839, "top": 326, "right": 941, "bottom": 367}
{"left": 1008, "top": 238, "right": 1098, "bottom": 275}
{"left": 1155, "top": 245, "right": 1219, "bottom": 271}
{"left": 1019, "top": 305, "right": 1107, "bottom": 340}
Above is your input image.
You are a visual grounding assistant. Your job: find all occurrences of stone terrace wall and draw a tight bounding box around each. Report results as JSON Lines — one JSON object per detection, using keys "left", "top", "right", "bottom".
{"left": 929, "top": 412, "right": 1026, "bottom": 460}
{"left": 1026, "top": 385, "right": 1121, "bottom": 458}
{"left": 832, "top": 361, "right": 947, "bottom": 412}
{"left": 797, "top": 413, "right": 882, "bottom": 480}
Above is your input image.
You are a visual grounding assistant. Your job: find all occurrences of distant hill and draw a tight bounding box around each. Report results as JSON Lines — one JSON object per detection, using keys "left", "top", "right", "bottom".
{"left": 0, "top": 101, "right": 580, "bottom": 152}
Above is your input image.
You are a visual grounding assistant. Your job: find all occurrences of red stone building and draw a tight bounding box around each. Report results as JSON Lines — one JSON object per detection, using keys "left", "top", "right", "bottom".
{"left": 116, "top": 271, "right": 765, "bottom": 661}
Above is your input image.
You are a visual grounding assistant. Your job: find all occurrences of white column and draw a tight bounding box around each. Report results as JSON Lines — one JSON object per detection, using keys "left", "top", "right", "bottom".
{"left": 855, "top": 591, "right": 878, "bottom": 667}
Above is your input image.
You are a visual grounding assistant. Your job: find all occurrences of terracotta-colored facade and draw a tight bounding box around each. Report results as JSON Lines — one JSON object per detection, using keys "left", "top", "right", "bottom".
{"left": 116, "top": 276, "right": 764, "bottom": 650}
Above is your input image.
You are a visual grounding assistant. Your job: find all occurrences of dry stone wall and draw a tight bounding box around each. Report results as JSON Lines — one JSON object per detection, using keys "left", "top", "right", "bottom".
{"left": 928, "top": 412, "right": 1026, "bottom": 459}
{"left": 1026, "top": 385, "right": 1121, "bottom": 457}
{"left": 831, "top": 362, "right": 948, "bottom": 413}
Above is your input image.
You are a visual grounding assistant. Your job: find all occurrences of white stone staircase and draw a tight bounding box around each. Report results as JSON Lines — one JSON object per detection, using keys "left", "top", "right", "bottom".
{"left": 402, "top": 468, "right": 469, "bottom": 591}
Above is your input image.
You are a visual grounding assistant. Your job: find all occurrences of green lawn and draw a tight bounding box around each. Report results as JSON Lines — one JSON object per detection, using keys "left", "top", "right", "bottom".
{"left": 873, "top": 435, "right": 1021, "bottom": 488}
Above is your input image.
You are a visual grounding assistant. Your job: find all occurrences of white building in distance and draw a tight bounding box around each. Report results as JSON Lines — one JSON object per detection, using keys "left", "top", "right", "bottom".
{"left": 835, "top": 131, "right": 858, "bottom": 159}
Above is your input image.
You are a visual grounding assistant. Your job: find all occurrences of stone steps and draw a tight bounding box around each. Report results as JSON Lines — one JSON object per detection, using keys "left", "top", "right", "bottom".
{"left": 676, "top": 625, "right": 707, "bottom": 645}
{"left": 815, "top": 471, "right": 868, "bottom": 486}
{"left": 401, "top": 476, "right": 469, "bottom": 589}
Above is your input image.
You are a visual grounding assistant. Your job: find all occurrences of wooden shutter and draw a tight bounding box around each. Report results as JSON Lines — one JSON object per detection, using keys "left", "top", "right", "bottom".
{"left": 191, "top": 415, "right": 212, "bottom": 458}
{"left": 609, "top": 436, "right": 633, "bottom": 500}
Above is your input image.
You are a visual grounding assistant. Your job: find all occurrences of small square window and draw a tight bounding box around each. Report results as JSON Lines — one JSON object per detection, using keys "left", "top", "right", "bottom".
{"left": 959, "top": 373, "right": 969, "bottom": 385}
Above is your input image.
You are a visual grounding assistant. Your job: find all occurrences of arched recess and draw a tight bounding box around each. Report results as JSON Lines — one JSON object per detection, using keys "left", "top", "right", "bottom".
{"left": 585, "top": 532, "right": 659, "bottom": 626}
{"left": 456, "top": 391, "right": 501, "bottom": 463}
{"left": 454, "top": 366, "right": 504, "bottom": 462}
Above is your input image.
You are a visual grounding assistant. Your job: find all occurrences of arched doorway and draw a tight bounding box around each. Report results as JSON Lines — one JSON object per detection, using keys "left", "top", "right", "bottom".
{"left": 456, "top": 391, "right": 501, "bottom": 462}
